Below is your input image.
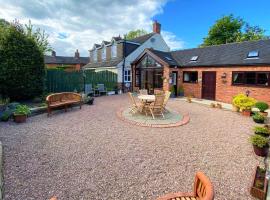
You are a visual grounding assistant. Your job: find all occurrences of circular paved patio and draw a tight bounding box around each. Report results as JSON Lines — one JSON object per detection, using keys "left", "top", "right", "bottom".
{"left": 0, "top": 94, "right": 261, "bottom": 200}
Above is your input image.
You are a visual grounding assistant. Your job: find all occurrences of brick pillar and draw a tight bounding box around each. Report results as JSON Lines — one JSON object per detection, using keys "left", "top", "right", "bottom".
{"left": 163, "top": 65, "right": 170, "bottom": 91}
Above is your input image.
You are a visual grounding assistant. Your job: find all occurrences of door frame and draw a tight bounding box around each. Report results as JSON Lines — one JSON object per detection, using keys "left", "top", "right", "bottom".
{"left": 201, "top": 71, "right": 216, "bottom": 100}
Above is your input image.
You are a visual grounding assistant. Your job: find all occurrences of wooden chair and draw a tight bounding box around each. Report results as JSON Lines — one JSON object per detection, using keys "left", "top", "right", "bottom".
{"left": 154, "top": 89, "right": 165, "bottom": 95}
{"left": 156, "top": 172, "right": 214, "bottom": 200}
{"left": 163, "top": 91, "right": 171, "bottom": 112}
{"left": 128, "top": 92, "right": 142, "bottom": 114}
{"left": 144, "top": 94, "right": 165, "bottom": 119}
{"left": 139, "top": 89, "right": 148, "bottom": 95}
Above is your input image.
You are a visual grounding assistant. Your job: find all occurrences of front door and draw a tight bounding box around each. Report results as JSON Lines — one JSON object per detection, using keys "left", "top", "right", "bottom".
{"left": 172, "top": 71, "right": 178, "bottom": 96}
{"left": 202, "top": 71, "right": 216, "bottom": 100}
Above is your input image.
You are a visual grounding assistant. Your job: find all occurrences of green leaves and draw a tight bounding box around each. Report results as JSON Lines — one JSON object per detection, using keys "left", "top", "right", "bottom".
{"left": 125, "top": 29, "right": 148, "bottom": 40}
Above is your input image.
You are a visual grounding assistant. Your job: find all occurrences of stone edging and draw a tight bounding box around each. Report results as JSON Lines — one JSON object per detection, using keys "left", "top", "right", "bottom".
{"left": 116, "top": 108, "right": 190, "bottom": 128}
{"left": 0, "top": 142, "right": 3, "bottom": 200}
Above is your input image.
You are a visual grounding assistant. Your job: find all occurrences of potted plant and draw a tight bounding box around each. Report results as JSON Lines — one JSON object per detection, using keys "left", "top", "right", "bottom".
{"left": 170, "top": 86, "right": 175, "bottom": 98}
{"left": 232, "top": 94, "right": 256, "bottom": 116}
{"left": 250, "top": 166, "right": 268, "bottom": 200}
{"left": 13, "top": 105, "right": 31, "bottom": 123}
{"left": 249, "top": 134, "right": 269, "bottom": 157}
{"left": 255, "top": 101, "right": 269, "bottom": 117}
{"left": 216, "top": 103, "right": 222, "bottom": 109}
{"left": 210, "top": 103, "right": 216, "bottom": 108}
{"left": 187, "top": 96, "right": 192, "bottom": 103}
{"left": 253, "top": 113, "right": 265, "bottom": 124}
{"left": 177, "top": 86, "right": 184, "bottom": 97}
{"left": 254, "top": 126, "right": 270, "bottom": 137}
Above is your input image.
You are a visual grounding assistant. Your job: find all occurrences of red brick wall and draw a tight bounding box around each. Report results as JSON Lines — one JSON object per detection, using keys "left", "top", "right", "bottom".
{"left": 177, "top": 66, "right": 270, "bottom": 104}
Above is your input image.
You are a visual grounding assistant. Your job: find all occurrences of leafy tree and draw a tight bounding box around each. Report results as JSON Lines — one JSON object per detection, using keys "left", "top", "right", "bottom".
{"left": 0, "top": 21, "right": 45, "bottom": 100}
{"left": 24, "top": 20, "right": 52, "bottom": 54}
{"left": 201, "top": 15, "right": 267, "bottom": 47}
{"left": 125, "top": 29, "right": 148, "bottom": 40}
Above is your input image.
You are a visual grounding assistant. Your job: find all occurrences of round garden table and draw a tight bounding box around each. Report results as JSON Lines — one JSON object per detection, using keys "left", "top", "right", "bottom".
{"left": 138, "top": 95, "right": 155, "bottom": 102}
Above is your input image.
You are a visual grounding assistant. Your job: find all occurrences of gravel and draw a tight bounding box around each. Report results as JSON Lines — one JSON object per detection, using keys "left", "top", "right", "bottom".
{"left": 0, "top": 94, "right": 261, "bottom": 200}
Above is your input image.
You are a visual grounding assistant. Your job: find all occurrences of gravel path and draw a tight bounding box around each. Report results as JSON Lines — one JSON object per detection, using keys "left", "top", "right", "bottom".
{"left": 0, "top": 95, "right": 262, "bottom": 200}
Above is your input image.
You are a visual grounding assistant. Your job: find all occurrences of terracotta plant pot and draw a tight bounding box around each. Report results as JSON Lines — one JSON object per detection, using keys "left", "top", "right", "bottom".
{"left": 14, "top": 114, "right": 27, "bottom": 123}
{"left": 250, "top": 166, "right": 268, "bottom": 200}
{"left": 253, "top": 145, "right": 269, "bottom": 157}
{"left": 259, "top": 112, "right": 268, "bottom": 117}
{"left": 242, "top": 109, "right": 251, "bottom": 117}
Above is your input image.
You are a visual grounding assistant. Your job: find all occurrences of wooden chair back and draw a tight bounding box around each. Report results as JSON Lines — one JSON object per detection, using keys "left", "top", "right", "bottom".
{"left": 139, "top": 89, "right": 148, "bottom": 95}
{"left": 163, "top": 91, "right": 171, "bottom": 107}
{"left": 128, "top": 92, "right": 137, "bottom": 106}
{"left": 154, "top": 89, "right": 164, "bottom": 95}
{"left": 193, "top": 172, "right": 214, "bottom": 200}
{"left": 154, "top": 94, "right": 165, "bottom": 107}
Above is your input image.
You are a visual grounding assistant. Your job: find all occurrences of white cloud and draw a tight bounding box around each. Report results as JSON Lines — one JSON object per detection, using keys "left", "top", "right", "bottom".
{"left": 0, "top": 0, "right": 184, "bottom": 56}
{"left": 162, "top": 31, "right": 185, "bottom": 50}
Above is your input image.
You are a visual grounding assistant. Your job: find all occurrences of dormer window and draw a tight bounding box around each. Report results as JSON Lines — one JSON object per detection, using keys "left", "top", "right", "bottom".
{"left": 102, "top": 47, "right": 106, "bottom": 60}
{"left": 190, "top": 56, "right": 198, "bottom": 61}
{"left": 111, "top": 43, "right": 117, "bottom": 58}
{"left": 247, "top": 50, "right": 259, "bottom": 59}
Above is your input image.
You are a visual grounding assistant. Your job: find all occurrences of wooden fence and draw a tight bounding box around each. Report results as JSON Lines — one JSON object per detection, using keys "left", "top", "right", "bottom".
{"left": 45, "top": 70, "right": 118, "bottom": 93}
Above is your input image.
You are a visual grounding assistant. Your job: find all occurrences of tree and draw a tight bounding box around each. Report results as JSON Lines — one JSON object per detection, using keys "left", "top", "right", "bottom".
{"left": 24, "top": 20, "right": 52, "bottom": 54}
{"left": 0, "top": 21, "right": 45, "bottom": 100}
{"left": 201, "top": 15, "right": 267, "bottom": 47}
{"left": 125, "top": 29, "right": 148, "bottom": 40}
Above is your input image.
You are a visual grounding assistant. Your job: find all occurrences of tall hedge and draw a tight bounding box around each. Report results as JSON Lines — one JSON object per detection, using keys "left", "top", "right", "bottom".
{"left": 0, "top": 23, "right": 45, "bottom": 100}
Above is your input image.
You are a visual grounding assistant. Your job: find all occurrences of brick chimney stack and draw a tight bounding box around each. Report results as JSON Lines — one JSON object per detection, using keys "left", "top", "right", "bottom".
{"left": 51, "top": 50, "right": 56, "bottom": 57}
{"left": 75, "top": 49, "right": 80, "bottom": 59}
{"left": 153, "top": 20, "right": 161, "bottom": 34}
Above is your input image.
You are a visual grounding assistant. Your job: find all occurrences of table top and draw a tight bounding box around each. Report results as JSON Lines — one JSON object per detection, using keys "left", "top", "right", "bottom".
{"left": 138, "top": 95, "right": 155, "bottom": 101}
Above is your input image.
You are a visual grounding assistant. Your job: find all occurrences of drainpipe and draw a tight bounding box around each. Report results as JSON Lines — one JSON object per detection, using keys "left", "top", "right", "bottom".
{"left": 122, "top": 35, "right": 126, "bottom": 93}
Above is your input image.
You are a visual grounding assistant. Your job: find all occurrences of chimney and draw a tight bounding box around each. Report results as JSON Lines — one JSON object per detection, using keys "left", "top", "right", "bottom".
{"left": 51, "top": 50, "right": 56, "bottom": 57}
{"left": 74, "top": 49, "right": 80, "bottom": 59}
{"left": 153, "top": 20, "right": 161, "bottom": 34}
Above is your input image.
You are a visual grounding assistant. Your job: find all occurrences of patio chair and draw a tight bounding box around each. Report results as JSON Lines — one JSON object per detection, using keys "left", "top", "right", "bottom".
{"left": 144, "top": 94, "right": 165, "bottom": 119}
{"left": 84, "top": 84, "right": 94, "bottom": 96}
{"left": 163, "top": 91, "right": 171, "bottom": 112}
{"left": 96, "top": 84, "right": 107, "bottom": 96}
{"left": 139, "top": 89, "right": 148, "bottom": 95}
{"left": 156, "top": 171, "right": 214, "bottom": 200}
{"left": 154, "top": 89, "right": 164, "bottom": 95}
{"left": 128, "top": 92, "right": 143, "bottom": 114}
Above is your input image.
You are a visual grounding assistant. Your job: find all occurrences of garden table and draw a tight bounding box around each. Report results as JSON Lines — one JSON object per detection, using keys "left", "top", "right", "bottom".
{"left": 138, "top": 95, "right": 155, "bottom": 114}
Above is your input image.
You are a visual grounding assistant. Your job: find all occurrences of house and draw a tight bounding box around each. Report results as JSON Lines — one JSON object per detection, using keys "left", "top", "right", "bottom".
{"left": 84, "top": 21, "right": 170, "bottom": 92}
{"left": 45, "top": 50, "right": 89, "bottom": 71}
{"left": 131, "top": 39, "right": 270, "bottom": 104}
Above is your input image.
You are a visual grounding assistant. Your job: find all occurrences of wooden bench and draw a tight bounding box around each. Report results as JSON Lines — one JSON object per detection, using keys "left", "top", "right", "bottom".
{"left": 46, "top": 92, "right": 82, "bottom": 116}
{"left": 156, "top": 172, "right": 214, "bottom": 200}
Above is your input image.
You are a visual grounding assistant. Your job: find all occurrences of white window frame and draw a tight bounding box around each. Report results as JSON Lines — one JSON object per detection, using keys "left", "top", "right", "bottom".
{"left": 111, "top": 44, "right": 117, "bottom": 58}
{"left": 102, "top": 47, "right": 106, "bottom": 60}
{"left": 124, "top": 69, "right": 131, "bottom": 82}
{"left": 93, "top": 50, "right": 97, "bottom": 61}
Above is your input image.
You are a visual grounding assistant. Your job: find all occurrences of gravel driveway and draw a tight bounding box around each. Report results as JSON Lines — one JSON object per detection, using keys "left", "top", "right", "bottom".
{"left": 0, "top": 95, "right": 261, "bottom": 200}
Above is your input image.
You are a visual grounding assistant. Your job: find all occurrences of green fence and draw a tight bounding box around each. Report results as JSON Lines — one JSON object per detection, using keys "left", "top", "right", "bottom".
{"left": 46, "top": 70, "right": 118, "bottom": 93}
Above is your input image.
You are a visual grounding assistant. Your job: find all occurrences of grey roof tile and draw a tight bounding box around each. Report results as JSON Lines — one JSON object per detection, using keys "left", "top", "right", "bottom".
{"left": 83, "top": 58, "right": 122, "bottom": 68}
{"left": 128, "top": 33, "right": 156, "bottom": 44}
{"left": 45, "top": 56, "right": 89, "bottom": 65}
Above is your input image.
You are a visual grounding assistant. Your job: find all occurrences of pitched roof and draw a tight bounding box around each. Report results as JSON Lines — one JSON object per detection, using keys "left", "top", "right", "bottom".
{"left": 148, "top": 49, "right": 178, "bottom": 66}
{"left": 128, "top": 33, "right": 156, "bottom": 44}
{"left": 83, "top": 58, "right": 122, "bottom": 69}
{"left": 45, "top": 55, "right": 89, "bottom": 65}
{"left": 149, "top": 39, "right": 270, "bottom": 67}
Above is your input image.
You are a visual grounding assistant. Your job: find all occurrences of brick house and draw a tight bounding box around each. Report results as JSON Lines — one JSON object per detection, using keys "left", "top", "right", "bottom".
{"left": 45, "top": 50, "right": 89, "bottom": 71}
{"left": 131, "top": 39, "right": 270, "bottom": 104}
{"left": 84, "top": 21, "right": 170, "bottom": 92}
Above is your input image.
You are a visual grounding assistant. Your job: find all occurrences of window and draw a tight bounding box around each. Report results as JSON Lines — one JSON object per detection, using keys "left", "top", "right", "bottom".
{"left": 111, "top": 44, "right": 117, "bottom": 58}
{"left": 165, "top": 56, "right": 172, "bottom": 61}
{"left": 247, "top": 50, "right": 259, "bottom": 58}
{"left": 102, "top": 47, "right": 106, "bottom": 60}
{"left": 183, "top": 71, "right": 198, "bottom": 83}
{"left": 124, "top": 69, "right": 131, "bottom": 82}
{"left": 190, "top": 56, "right": 198, "bottom": 61}
{"left": 93, "top": 50, "right": 97, "bottom": 61}
{"left": 135, "top": 69, "right": 140, "bottom": 87}
{"left": 232, "top": 72, "right": 270, "bottom": 86}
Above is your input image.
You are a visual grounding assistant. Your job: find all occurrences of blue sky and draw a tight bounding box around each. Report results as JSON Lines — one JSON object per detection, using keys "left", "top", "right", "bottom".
{"left": 1, "top": 0, "right": 269, "bottom": 56}
{"left": 155, "top": 0, "right": 270, "bottom": 49}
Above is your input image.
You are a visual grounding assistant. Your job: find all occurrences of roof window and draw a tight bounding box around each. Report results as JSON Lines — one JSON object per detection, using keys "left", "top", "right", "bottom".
{"left": 190, "top": 56, "right": 198, "bottom": 61}
{"left": 247, "top": 50, "right": 259, "bottom": 58}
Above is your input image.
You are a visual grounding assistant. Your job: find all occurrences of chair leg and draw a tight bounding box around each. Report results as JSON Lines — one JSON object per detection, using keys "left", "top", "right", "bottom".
{"left": 150, "top": 108, "right": 155, "bottom": 119}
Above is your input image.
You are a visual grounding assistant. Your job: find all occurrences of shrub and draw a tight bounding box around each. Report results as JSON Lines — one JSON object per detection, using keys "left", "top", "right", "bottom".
{"left": 253, "top": 113, "right": 265, "bottom": 124}
{"left": 14, "top": 105, "right": 31, "bottom": 116}
{"left": 0, "top": 22, "right": 45, "bottom": 101}
{"left": 249, "top": 134, "right": 269, "bottom": 148}
{"left": 232, "top": 94, "right": 256, "bottom": 110}
{"left": 254, "top": 126, "right": 270, "bottom": 136}
{"left": 255, "top": 101, "right": 269, "bottom": 112}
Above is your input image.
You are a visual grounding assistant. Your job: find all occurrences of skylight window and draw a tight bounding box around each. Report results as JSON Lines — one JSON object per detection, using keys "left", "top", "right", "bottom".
{"left": 165, "top": 56, "right": 172, "bottom": 61}
{"left": 247, "top": 50, "right": 259, "bottom": 58}
{"left": 190, "top": 56, "right": 198, "bottom": 61}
